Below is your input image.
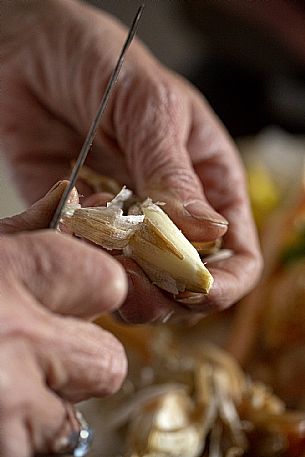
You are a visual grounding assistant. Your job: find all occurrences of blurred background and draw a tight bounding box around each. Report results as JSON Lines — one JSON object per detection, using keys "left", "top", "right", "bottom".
{"left": 1, "top": 0, "right": 305, "bottom": 217}
{"left": 92, "top": 0, "right": 305, "bottom": 136}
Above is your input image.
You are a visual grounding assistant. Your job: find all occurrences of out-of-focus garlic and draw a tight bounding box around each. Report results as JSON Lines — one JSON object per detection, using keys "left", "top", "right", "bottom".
{"left": 127, "top": 390, "right": 205, "bottom": 457}
{"left": 61, "top": 188, "right": 213, "bottom": 295}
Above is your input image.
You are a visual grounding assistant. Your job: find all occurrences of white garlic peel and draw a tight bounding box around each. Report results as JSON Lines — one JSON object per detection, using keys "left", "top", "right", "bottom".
{"left": 61, "top": 188, "right": 213, "bottom": 295}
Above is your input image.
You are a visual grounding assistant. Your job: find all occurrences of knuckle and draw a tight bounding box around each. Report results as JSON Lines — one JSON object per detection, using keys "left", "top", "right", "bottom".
{"left": 121, "top": 73, "right": 187, "bottom": 165}
{"left": 53, "top": 320, "right": 128, "bottom": 398}
{"left": 148, "top": 77, "right": 182, "bottom": 123}
{"left": 0, "top": 279, "right": 45, "bottom": 344}
{"left": 0, "top": 276, "right": 52, "bottom": 343}
{"left": 20, "top": 232, "right": 58, "bottom": 279}
{"left": 2, "top": 232, "right": 59, "bottom": 290}
{"left": 130, "top": 74, "right": 183, "bottom": 131}
{"left": 93, "top": 332, "right": 127, "bottom": 396}
{"left": 0, "top": 310, "right": 33, "bottom": 340}
{"left": 0, "top": 236, "right": 18, "bottom": 279}
{"left": 121, "top": 76, "right": 199, "bottom": 198}
{"left": 146, "top": 79, "right": 183, "bottom": 137}
{"left": 151, "top": 165, "right": 201, "bottom": 199}
{"left": 0, "top": 298, "right": 52, "bottom": 349}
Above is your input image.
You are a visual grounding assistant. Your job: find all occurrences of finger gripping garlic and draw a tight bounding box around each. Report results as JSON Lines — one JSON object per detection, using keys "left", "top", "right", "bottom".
{"left": 61, "top": 188, "right": 213, "bottom": 295}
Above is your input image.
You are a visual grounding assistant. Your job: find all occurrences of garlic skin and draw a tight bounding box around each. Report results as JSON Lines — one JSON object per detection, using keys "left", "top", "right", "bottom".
{"left": 62, "top": 188, "right": 144, "bottom": 250}
{"left": 61, "top": 188, "right": 213, "bottom": 295}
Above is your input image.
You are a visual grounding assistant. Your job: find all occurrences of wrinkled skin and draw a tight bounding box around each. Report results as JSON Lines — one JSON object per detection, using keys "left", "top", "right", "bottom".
{"left": 0, "top": 182, "right": 128, "bottom": 457}
{"left": 0, "top": 0, "right": 262, "bottom": 323}
{"left": 0, "top": 1, "right": 263, "bottom": 455}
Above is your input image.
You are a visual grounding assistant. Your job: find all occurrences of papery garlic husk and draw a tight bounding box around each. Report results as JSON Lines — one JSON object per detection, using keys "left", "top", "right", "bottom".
{"left": 61, "top": 188, "right": 213, "bottom": 295}
{"left": 61, "top": 188, "right": 144, "bottom": 250}
{"left": 127, "top": 390, "right": 205, "bottom": 457}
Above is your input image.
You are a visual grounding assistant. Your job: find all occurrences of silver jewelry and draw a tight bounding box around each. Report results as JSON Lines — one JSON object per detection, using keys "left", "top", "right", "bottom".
{"left": 37, "top": 410, "right": 93, "bottom": 457}
{"left": 71, "top": 411, "right": 93, "bottom": 457}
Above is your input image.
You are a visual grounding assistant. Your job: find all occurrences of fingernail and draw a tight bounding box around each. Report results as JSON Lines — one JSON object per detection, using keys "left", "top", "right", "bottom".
{"left": 175, "top": 293, "right": 206, "bottom": 306}
{"left": 46, "top": 180, "right": 64, "bottom": 195}
{"left": 204, "top": 249, "right": 234, "bottom": 264}
{"left": 159, "top": 310, "right": 175, "bottom": 323}
{"left": 183, "top": 200, "right": 228, "bottom": 225}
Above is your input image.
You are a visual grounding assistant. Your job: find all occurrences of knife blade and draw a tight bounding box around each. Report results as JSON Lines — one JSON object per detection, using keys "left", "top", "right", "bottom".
{"left": 49, "top": 3, "right": 145, "bottom": 229}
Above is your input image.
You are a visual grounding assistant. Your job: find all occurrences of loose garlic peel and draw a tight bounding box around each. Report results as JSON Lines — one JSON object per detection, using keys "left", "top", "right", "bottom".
{"left": 61, "top": 188, "right": 213, "bottom": 295}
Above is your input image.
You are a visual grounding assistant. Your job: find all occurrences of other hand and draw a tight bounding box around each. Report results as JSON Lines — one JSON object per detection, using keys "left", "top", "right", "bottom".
{"left": 0, "top": 182, "right": 127, "bottom": 457}
{"left": 0, "top": 0, "right": 262, "bottom": 322}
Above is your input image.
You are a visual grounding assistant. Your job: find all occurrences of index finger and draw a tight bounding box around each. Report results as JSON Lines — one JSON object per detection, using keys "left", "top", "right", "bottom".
{"left": 2, "top": 231, "right": 128, "bottom": 320}
{"left": 186, "top": 92, "right": 263, "bottom": 309}
{"left": 117, "top": 90, "right": 262, "bottom": 321}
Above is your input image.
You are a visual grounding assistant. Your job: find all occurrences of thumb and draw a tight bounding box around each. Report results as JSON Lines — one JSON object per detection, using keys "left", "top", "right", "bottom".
{"left": 134, "top": 143, "right": 228, "bottom": 242}
{"left": 0, "top": 180, "right": 75, "bottom": 234}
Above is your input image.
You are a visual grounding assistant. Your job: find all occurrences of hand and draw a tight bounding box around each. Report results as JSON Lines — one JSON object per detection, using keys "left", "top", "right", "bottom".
{"left": 0, "top": 182, "right": 127, "bottom": 457}
{"left": 0, "top": 0, "right": 262, "bottom": 323}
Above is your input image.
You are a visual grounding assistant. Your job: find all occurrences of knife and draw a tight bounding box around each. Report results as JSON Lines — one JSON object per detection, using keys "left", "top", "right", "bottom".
{"left": 44, "top": 5, "right": 145, "bottom": 457}
{"left": 49, "top": 3, "right": 145, "bottom": 229}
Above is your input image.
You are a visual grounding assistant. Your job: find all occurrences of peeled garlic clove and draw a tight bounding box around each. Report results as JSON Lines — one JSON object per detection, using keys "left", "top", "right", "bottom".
{"left": 61, "top": 189, "right": 213, "bottom": 295}
{"left": 125, "top": 203, "right": 213, "bottom": 294}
